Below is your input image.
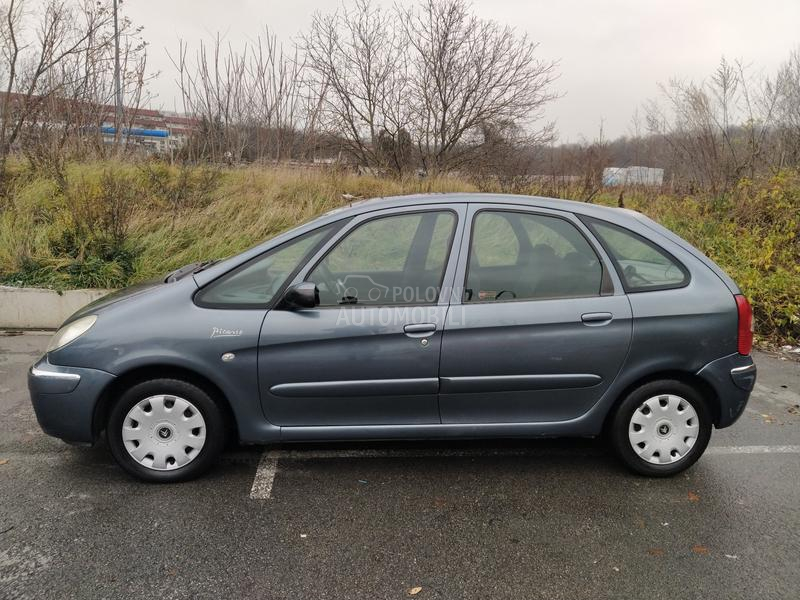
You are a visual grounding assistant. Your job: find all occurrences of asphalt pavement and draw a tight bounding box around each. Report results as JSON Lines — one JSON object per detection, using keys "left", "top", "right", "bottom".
{"left": 1, "top": 332, "right": 798, "bottom": 599}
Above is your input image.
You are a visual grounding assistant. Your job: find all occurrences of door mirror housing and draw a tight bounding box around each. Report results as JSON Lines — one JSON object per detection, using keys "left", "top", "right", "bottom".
{"left": 279, "top": 282, "right": 319, "bottom": 310}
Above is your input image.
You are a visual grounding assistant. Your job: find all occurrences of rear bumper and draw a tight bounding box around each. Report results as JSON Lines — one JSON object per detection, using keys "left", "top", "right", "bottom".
{"left": 28, "top": 356, "right": 115, "bottom": 444}
{"left": 696, "top": 352, "right": 756, "bottom": 428}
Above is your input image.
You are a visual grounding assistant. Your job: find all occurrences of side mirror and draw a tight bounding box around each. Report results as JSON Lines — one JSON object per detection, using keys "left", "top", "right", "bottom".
{"left": 279, "top": 282, "right": 319, "bottom": 310}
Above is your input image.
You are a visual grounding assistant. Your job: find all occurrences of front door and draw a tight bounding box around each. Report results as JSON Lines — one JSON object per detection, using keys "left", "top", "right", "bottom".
{"left": 258, "top": 206, "right": 465, "bottom": 426}
{"left": 439, "top": 206, "right": 632, "bottom": 423}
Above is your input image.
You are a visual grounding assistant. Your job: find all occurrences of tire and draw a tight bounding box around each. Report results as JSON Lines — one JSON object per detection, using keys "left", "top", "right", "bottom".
{"left": 609, "top": 379, "right": 712, "bottom": 477}
{"left": 107, "top": 378, "right": 226, "bottom": 482}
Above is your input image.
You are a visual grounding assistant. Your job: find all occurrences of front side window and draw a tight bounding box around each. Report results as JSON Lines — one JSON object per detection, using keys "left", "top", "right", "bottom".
{"left": 466, "top": 211, "right": 602, "bottom": 302}
{"left": 586, "top": 219, "right": 688, "bottom": 292}
{"left": 308, "top": 211, "right": 456, "bottom": 306}
{"left": 196, "top": 224, "right": 336, "bottom": 308}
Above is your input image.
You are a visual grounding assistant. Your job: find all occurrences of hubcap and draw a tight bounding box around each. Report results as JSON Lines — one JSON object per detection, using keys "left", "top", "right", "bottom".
{"left": 122, "top": 395, "right": 206, "bottom": 471}
{"left": 628, "top": 394, "right": 699, "bottom": 465}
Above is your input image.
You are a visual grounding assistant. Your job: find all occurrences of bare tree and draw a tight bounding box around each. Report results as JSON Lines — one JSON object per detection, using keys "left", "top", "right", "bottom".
{"left": 171, "top": 35, "right": 249, "bottom": 162}
{"left": 249, "top": 31, "right": 305, "bottom": 162}
{"left": 302, "top": 0, "right": 558, "bottom": 176}
{"left": 645, "top": 57, "right": 780, "bottom": 192}
{"left": 0, "top": 0, "right": 117, "bottom": 183}
{"left": 19, "top": 2, "right": 150, "bottom": 176}
{"left": 773, "top": 47, "right": 800, "bottom": 167}
{"left": 399, "top": 0, "right": 558, "bottom": 175}
{"left": 171, "top": 28, "right": 304, "bottom": 164}
{"left": 302, "top": 0, "right": 410, "bottom": 173}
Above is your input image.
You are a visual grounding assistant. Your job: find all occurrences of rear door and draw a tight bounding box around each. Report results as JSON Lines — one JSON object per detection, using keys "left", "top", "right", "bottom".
{"left": 439, "top": 204, "right": 632, "bottom": 423}
{"left": 258, "top": 205, "right": 466, "bottom": 427}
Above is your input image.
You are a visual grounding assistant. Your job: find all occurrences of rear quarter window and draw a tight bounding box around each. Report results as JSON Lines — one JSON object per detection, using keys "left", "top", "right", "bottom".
{"left": 586, "top": 218, "right": 689, "bottom": 292}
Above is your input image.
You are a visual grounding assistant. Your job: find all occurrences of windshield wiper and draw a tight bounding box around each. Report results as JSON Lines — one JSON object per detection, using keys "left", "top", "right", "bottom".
{"left": 192, "top": 259, "right": 220, "bottom": 275}
{"left": 165, "top": 260, "right": 218, "bottom": 283}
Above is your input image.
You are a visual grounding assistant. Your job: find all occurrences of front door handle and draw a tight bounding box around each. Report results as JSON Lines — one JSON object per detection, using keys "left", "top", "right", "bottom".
{"left": 403, "top": 323, "right": 436, "bottom": 337}
{"left": 581, "top": 312, "right": 613, "bottom": 325}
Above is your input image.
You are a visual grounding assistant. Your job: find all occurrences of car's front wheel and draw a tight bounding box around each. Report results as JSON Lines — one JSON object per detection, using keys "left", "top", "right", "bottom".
{"left": 610, "top": 379, "right": 712, "bottom": 476}
{"left": 107, "top": 378, "right": 226, "bottom": 482}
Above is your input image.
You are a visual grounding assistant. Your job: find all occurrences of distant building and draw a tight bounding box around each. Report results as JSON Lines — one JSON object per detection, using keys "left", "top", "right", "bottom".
{"left": 97, "top": 108, "right": 200, "bottom": 153}
{"left": 603, "top": 166, "right": 664, "bottom": 186}
{"left": 0, "top": 92, "right": 200, "bottom": 154}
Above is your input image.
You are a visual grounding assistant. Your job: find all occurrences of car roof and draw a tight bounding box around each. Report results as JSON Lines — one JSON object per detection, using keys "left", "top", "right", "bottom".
{"left": 326, "top": 192, "right": 640, "bottom": 223}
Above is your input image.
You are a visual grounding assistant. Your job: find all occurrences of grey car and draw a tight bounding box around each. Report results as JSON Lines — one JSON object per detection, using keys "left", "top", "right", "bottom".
{"left": 28, "top": 194, "right": 757, "bottom": 482}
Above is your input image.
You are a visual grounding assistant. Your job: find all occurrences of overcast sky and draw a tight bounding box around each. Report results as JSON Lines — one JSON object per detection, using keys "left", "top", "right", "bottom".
{"left": 123, "top": 0, "right": 800, "bottom": 142}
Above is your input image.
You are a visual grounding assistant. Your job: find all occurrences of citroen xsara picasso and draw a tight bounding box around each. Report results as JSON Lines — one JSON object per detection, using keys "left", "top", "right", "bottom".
{"left": 28, "top": 194, "right": 757, "bottom": 481}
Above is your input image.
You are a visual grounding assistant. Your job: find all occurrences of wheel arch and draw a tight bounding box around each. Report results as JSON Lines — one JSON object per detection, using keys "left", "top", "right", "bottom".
{"left": 93, "top": 364, "right": 238, "bottom": 442}
{"left": 602, "top": 369, "right": 722, "bottom": 434}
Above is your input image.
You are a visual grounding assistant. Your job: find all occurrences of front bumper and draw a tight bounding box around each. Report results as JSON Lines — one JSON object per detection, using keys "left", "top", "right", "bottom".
{"left": 696, "top": 352, "right": 757, "bottom": 428}
{"left": 28, "top": 356, "right": 116, "bottom": 444}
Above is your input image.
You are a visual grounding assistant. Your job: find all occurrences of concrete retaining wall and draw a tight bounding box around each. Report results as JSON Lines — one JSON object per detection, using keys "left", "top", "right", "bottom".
{"left": 0, "top": 286, "right": 113, "bottom": 329}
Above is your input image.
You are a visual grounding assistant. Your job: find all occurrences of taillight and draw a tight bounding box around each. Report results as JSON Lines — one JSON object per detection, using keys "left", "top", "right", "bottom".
{"left": 735, "top": 295, "right": 753, "bottom": 355}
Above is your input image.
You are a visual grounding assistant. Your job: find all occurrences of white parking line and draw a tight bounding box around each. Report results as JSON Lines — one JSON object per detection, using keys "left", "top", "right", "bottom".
{"left": 250, "top": 450, "right": 280, "bottom": 500}
{"left": 705, "top": 445, "right": 800, "bottom": 455}
{"left": 248, "top": 444, "right": 800, "bottom": 500}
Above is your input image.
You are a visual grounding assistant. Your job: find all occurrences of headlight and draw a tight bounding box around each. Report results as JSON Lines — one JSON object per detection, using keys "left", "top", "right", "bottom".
{"left": 47, "top": 315, "right": 97, "bottom": 352}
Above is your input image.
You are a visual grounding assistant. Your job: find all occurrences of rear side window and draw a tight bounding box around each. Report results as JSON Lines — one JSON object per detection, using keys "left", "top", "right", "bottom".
{"left": 465, "top": 210, "right": 603, "bottom": 302}
{"left": 586, "top": 219, "right": 689, "bottom": 292}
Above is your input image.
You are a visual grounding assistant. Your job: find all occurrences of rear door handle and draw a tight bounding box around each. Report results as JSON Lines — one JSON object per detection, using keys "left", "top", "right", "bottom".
{"left": 403, "top": 323, "right": 436, "bottom": 336}
{"left": 581, "top": 312, "right": 613, "bottom": 325}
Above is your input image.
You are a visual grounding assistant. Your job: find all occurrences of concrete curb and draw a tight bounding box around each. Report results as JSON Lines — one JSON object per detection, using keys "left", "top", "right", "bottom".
{"left": 0, "top": 286, "right": 113, "bottom": 329}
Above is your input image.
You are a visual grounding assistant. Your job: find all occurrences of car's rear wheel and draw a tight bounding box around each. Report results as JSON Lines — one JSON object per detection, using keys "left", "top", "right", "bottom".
{"left": 610, "top": 379, "right": 712, "bottom": 476}
{"left": 107, "top": 378, "right": 226, "bottom": 482}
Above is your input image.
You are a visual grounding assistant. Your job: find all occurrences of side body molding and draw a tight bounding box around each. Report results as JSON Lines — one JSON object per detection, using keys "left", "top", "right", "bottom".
{"left": 440, "top": 374, "right": 602, "bottom": 394}
{"left": 270, "top": 378, "right": 439, "bottom": 398}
